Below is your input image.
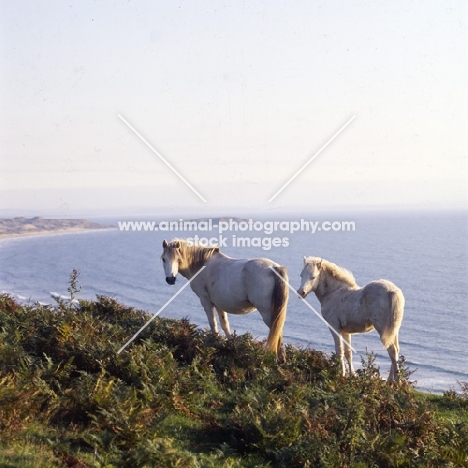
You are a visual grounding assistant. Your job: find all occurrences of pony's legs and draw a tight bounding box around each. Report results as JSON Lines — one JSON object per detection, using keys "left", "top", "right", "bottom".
{"left": 257, "top": 307, "right": 286, "bottom": 363}
{"left": 341, "top": 332, "right": 355, "bottom": 376}
{"left": 200, "top": 300, "right": 219, "bottom": 334}
{"left": 277, "top": 335, "right": 286, "bottom": 364}
{"left": 331, "top": 330, "right": 346, "bottom": 376}
{"left": 386, "top": 336, "right": 400, "bottom": 383}
{"left": 215, "top": 307, "right": 233, "bottom": 339}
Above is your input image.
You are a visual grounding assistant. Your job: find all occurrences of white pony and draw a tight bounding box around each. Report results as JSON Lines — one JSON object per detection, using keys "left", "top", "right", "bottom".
{"left": 297, "top": 257, "right": 405, "bottom": 382}
{"left": 161, "top": 239, "right": 289, "bottom": 361}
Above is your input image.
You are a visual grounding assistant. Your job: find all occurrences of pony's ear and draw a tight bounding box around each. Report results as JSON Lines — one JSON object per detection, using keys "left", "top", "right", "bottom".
{"left": 173, "top": 241, "right": 181, "bottom": 249}
{"left": 162, "top": 239, "right": 168, "bottom": 248}
{"left": 317, "top": 259, "right": 322, "bottom": 269}
{"left": 213, "top": 247, "right": 220, "bottom": 253}
{"left": 303, "top": 256, "right": 307, "bottom": 264}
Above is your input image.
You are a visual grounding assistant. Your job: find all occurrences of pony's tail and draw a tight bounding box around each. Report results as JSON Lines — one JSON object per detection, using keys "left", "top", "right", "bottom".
{"left": 381, "top": 288, "right": 405, "bottom": 349}
{"left": 266, "top": 266, "right": 289, "bottom": 358}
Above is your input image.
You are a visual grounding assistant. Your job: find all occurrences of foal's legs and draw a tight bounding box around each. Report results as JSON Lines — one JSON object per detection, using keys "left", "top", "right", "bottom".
{"left": 386, "top": 335, "right": 400, "bottom": 383}
{"left": 341, "top": 332, "right": 355, "bottom": 376}
{"left": 215, "top": 307, "right": 233, "bottom": 339}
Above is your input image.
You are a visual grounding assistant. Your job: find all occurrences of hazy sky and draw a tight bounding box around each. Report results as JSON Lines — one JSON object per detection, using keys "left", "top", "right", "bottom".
{"left": 1, "top": 1, "right": 466, "bottom": 217}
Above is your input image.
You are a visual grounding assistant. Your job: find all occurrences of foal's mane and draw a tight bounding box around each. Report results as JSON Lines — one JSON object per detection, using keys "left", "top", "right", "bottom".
{"left": 323, "top": 260, "right": 357, "bottom": 287}
{"left": 168, "top": 238, "right": 219, "bottom": 274}
{"left": 308, "top": 257, "right": 357, "bottom": 288}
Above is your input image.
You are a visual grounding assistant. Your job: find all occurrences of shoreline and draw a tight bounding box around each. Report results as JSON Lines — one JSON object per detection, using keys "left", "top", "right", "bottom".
{"left": 0, "top": 217, "right": 115, "bottom": 241}
{"left": 0, "top": 226, "right": 117, "bottom": 241}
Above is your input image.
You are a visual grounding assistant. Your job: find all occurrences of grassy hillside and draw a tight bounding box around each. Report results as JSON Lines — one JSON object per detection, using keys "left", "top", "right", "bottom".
{"left": 0, "top": 279, "right": 467, "bottom": 467}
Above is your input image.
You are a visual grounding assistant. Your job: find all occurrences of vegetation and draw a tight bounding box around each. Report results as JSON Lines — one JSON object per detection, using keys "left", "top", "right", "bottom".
{"left": 0, "top": 273, "right": 467, "bottom": 467}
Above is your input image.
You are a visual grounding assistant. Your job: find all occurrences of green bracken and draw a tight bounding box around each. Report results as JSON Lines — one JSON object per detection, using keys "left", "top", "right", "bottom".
{"left": 0, "top": 273, "right": 467, "bottom": 467}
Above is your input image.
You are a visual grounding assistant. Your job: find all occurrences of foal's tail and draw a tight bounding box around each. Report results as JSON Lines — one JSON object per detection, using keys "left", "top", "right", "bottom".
{"left": 266, "top": 266, "right": 289, "bottom": 357}
{"left": 381, "top": 287, "right": 405, "bottom": 349}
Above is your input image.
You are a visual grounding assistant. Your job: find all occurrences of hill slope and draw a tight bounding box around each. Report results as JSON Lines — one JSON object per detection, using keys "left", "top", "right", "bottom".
{"left": 0, "top": 292, "right": 467, "bottom": 467}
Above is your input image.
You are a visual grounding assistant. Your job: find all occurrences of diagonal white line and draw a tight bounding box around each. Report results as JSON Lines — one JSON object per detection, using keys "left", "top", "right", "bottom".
{"left": 269, "top": 266, "right": 356, "bottom": 352}
{"left": 268, "top": 115, "right": 356, "bottom": 203}
{"left": 117, "top": 267, "right": 206, "bottom": 354}
{"left": 118, "top": 114, "right": 207, "bottom": 203}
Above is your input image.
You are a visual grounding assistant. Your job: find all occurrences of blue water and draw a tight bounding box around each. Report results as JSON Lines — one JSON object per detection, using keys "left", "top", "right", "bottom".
{"left": 1, "top": 211, "right": 467, "bottom": 393}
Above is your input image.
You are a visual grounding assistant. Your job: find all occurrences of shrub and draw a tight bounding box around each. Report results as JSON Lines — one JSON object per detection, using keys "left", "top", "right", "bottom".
{"left": 0, "top": 288, "right": 467, "bottom": 467}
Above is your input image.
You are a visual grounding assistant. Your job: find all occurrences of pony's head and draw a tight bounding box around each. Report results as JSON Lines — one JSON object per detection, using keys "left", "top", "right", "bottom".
{"left": 161, "top": 238, "right": 220, "bottom": 284}
{"left": 161, "top": 239, "right": 182, "bottom": 285}
{"left": 297, "top": 256, "right": 322, "bottom": 298}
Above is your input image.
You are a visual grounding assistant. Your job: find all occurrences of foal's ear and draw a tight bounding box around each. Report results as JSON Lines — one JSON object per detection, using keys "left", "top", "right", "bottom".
{"left": 162, "top": 239, "right": 168, "bottom": 248}
{"left": 303, "top": 255, "right": 307, "bottom": 264}
{"left": 213, "top": 247, "right": 220, "bottom": 253}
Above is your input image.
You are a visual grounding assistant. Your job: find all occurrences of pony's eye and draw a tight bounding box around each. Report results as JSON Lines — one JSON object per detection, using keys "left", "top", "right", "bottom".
{"left": 162, "top": 258, "right": 166, "bottom": 263}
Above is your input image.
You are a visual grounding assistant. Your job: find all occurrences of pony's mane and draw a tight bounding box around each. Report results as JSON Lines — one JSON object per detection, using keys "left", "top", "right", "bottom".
{"left": 168, "top": 238, "right": 219, "bottom": 274}
{"left": 307, "top": 257, "right": 357, "bottom": 287}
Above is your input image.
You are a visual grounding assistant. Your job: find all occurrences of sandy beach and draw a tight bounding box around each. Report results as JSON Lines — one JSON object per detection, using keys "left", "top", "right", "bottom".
{"left": 0, "top": 217, "right": 114, "bottom": 240}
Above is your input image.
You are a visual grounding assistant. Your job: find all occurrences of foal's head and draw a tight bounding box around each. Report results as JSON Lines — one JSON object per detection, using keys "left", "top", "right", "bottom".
{"left": 161, "top": 239, "right": 183, "bottom": 285}
{"left": 297, "top": 256, "right": 322, "bottom": 298}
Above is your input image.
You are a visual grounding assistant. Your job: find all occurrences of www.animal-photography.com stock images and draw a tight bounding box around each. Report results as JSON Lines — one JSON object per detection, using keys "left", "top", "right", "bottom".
{"left": 1, "top": 2, "right": 467, "bottom": 467}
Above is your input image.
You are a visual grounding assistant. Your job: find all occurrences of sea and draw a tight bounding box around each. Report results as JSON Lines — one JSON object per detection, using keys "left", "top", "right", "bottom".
{"left": 1, "top": 210, "right": 467, "bottom": 394}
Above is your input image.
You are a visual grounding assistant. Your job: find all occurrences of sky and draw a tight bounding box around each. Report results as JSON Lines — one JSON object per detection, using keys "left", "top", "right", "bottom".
{"left": 0, "top": 0, "right": 467, "bottom": 218}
